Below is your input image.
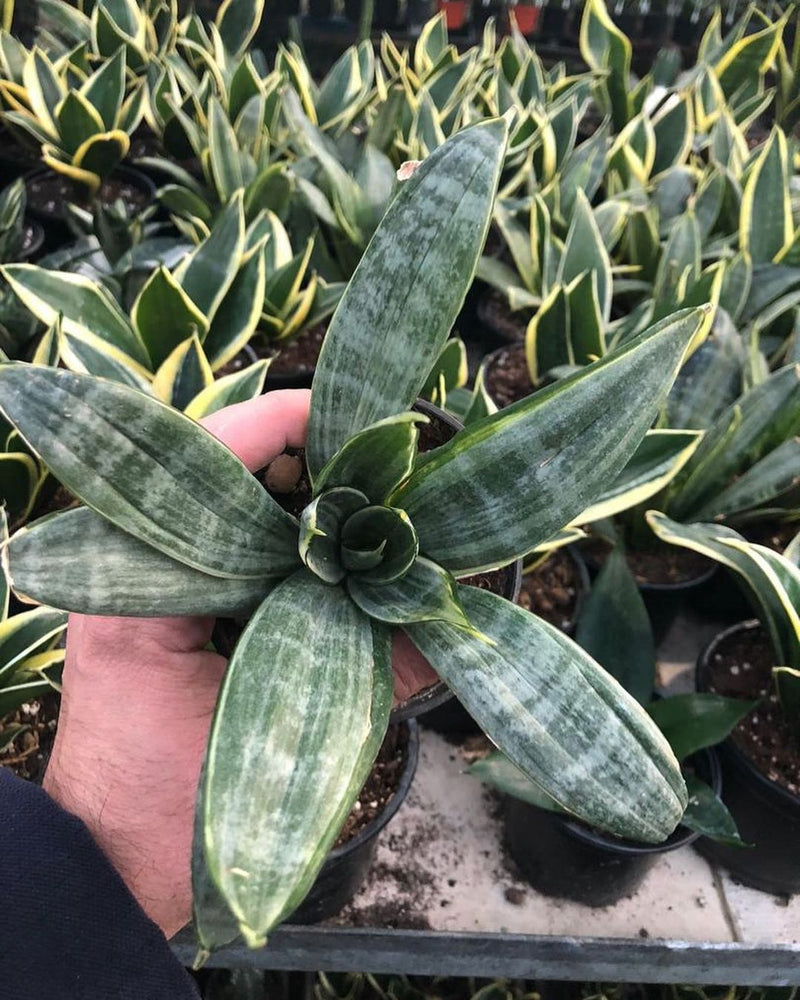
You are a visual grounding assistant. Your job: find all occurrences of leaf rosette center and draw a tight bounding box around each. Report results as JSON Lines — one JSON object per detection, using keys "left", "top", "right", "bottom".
{"left": 298, "top": 487, "right": 418, "bottom": 586}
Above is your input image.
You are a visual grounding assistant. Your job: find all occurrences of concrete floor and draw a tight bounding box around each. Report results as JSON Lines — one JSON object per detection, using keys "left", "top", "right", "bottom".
{"left": 333, "top": 610, "right": 800, "bottom": 947}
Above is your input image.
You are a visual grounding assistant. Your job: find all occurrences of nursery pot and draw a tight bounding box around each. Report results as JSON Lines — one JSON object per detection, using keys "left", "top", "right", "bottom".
{"left": 504, "top": 746, "right": 721, "bottom": 907}
{"left": 638, "top": 567, "right": 717, "bottom": 645}
{"left": 423, "top": 546, "right": 587, "bottom": 736}
{"left": 19, "top": 220, "right": 45, "bottom": 263}
{"left": 24, "top": 165, "right": 156, "bottom": 252}
{"left": 538, "top": 4, "right": 567, "bottom": 42}
{"left": 510, "top": 4, "right": 540, "bottom": 35}
{"left": 437, "top": 0, "right": 471, "bottom": 30}
{"left": 695, "top": 622, "right": 800, "bottom": 895}
{"left": 482, "top": 342, "right": 536, "bottom": 412}
{"left": 288, "top": 720, "right": 420, "bottom": 923}
{"left": 476, "top": 290, "right": 529, "bottom": 345}
{"left": 262, "top": 324, "right": 328, "bottom": 393}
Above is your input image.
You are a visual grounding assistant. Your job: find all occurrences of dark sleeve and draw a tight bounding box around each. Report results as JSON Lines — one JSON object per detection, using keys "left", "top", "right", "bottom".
{"left": 0, "top": 768, "right": 200, "bottom": 1000}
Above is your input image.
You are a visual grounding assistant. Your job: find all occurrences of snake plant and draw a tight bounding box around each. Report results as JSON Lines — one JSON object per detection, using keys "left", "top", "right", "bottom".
{"left": 0, "top": 45, "right": 144, "bottom": 195}
{"left": 0, "top": 180, "right": 30, "bottom": 263}
{"left": 0, "top": 547, "right": 66, "bottom": 720}
{"left": 34, "top": 0, "right": 180, "bottom": 72}
{"left": 1, "top": 193, "right": 272, "bottom": 416}
{"left": 649, "top": 512, "right": 800, "bottom": 733}
{"left": 0, "top": 120, "right": 701, "bottom": 951}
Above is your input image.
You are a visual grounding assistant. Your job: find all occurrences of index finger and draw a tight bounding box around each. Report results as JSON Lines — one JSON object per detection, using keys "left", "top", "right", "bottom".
{"left": 200, "top": 389, "right": 311, "bottom": 472}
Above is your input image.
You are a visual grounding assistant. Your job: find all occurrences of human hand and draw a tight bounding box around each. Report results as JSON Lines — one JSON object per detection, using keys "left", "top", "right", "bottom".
{"left": 43, "top": 390, "right": 438, "bottom": 939}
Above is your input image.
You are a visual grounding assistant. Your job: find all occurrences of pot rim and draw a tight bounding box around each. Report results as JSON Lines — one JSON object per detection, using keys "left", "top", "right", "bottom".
{"left": 390, "top": 398, "right": 524, "bottom": 722}
{"left": 558, "top": 744, "right": 722, "bottom": 857}
{"left": 19, "top": 218, "right": 45, "bottom": 261}
{"left": 697, "top": 619, "right": 800, "bottom": 812}
{"left": 326, "top": 719, "right": 420, "bottom": 860}
{"left": 24, "top": 163, "right": 157, "bottom": 209}
{"left": 476, "top": 292, "right": 529, "bottom": 345}
{"left": 583, "top": 543, "right": 718, "bottom": 593}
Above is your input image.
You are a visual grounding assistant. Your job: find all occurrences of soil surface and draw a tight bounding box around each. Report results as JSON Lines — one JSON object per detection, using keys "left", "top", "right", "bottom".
{"left": 334, "top": 724, "right": 409, "bottom": 848}
{"left": 215, "top": 347, "right": 258, "bottom": 379}
{"left": 262, "top": 323, "right": 326, "bottom": 375}
{"left": 0, "top": 693, "right": 59, "bottom": 783}
{"left": 32, "top": 483, "right": 76, "bottom": 520}
{"left": 585, "top": 538, "right": 713, "bottom": 586}
{"left": 743, "top": 520, "right": 799, "bottom": 554}
{"left": 26, "top": 172, "right": 150, "bottom": 219}
{"left": 484, "top": 342, "right": 535, "bottom": 408}
{"left": 517, "top": 548, "right": 581, "bottom": 631}
{"left": 478, "top": 289, "right": 531, "bottom": 343}
{"left": 21, "top": 222, "right": 40, "bottom": 256}
{"left": 706, "top": 625, "right": 800, "bottom": 797}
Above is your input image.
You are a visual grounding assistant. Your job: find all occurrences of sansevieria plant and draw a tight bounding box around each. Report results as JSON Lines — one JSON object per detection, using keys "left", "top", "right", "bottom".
{"left": 1, "top": 45, "right": 144, "bottom": 195}
{"left": 0, "top": 120, "right": 702, "bottom": 952}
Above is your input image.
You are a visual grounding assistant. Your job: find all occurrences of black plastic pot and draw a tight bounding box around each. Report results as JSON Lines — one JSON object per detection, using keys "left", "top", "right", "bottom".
{"left": 19, "top": 220, "right": 45, "bottom": 263}
{"left": 476, "top": 291, "right": 528, "bottom": 346}
{"left": 288, "top": 720, "right": 420, "bottom": 923}
{"left": 695, "top": 622, "right": 800, "bottom": 896}
{"left": 422, "top": 547, "right": 586, "bottom": 736}
{"left": 263, "top": 366, "right": 315, "bottom": 392}
{"left": 639, "top": 566, "right": 717, "bottom": 645}
{"left": 538, "top": 4, "right": 567, "bottom": 42}
{"left": 24, "top": 165, "right": 156, "bottom": 252}
{"left": 505, "top": 746, "right": 721, "bottom": 907}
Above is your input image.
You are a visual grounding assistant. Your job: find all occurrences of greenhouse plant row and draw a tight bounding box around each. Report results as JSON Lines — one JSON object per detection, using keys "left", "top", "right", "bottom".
{"left": 0, "top": 0, "right": 798, "bottom": 994}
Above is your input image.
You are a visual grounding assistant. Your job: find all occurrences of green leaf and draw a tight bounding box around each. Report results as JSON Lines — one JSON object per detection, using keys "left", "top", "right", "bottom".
{"left": 184, "top": 360, "right": 270, "bottom": 421}
{"left": 647, "top": 693, "right": 756, "bottom": 763}
{"left": 202, "top": 248, "right": 266, "bottom": 370}
{"left": 208, "top": 97, "right": 244, "bottom": 205}
{"left": 216, "top": 0, "right": 264, "bottom": 57}
{"left": 575, "top": 546, "right": 655, "bottom": 705}
{"left": 669, "top": 364, "right": 800, "bottom": 521}
{"left": 174, "top": 193, "right": 246, "bottom": 322}
{"left": 0, "top": 365, "right": 300, "bottom": 580}
{"left": 56, "top": 91, "right": 104, "bottom": 156}
{"left": 706, "top": 438, "right": 800, "bottom": 522}
{"left": 131, "top": 265, "right": 208, "bottom": 370}
{"left": 526, "top": 272, "right": 605, "bottom": 385}
{"left": 6, "top": 507, "right": 274, "bottom": 617}
{"left": 2, "top": 265, "right": 149, "bottom": 369}
{"left": 199, "top": 570, "right": 392, "bottom": 946}
{"left": 646, "top": 512, "right": 800, "bottom": 670}
{"left": 681, "top": 774, "right": 747, "bottom": 848}
{"left": 0, "top": 605, "right": 66, "bottom": 682}
{"left": 579, "top": 0, "right": 632, "bottom": 131}
{"left": 740, "top": 129, "right": 793, "bottom": 265}
{"left": 576, "top": 429, "right": 702, "bottom": 525}
{"left": 557, "top": 190, "right": 612, "bottom": 322}
{"left": 347, "top": 556, "right": 472, "bottom": 629}
{"left": 469, "top": 750, "right": 563, "bottom": 813}
{"left": 153, "top": 334, "right": 213, "bottom": 413}
{"left": 59, "top": 330, "right": 152, "bottom": 392}
{"left": 341, "top": 505, "right": 418, "bottom": 584}
{"left": 306, "top": 118, "right": 509, "bottom": 478}
{"left": 313, "top": 413, "right": 426, "bottom": 505}
{"left": 298, "top": 487, "right": 368, "bottom": 585}
{"left": 421, "top": 337, "right": 467, "bottom": 407}
{"left": 393, "top": 309, "right": 704, "bottom": 576}
{"left": 80, "top": 44, "right": 125, "bottom": 130}
{"left": 406, "top": 584, "right": 687, "bottom": 843}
